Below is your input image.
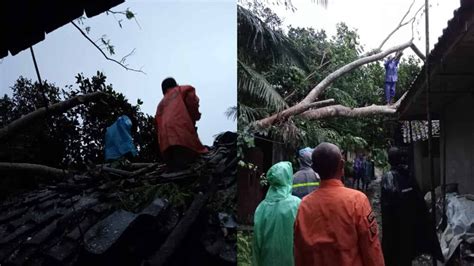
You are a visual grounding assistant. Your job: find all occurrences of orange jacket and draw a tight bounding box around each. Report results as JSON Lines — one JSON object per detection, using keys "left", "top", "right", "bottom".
{"left": 294, "top": 179, "right": 384, "bottom": 266}
{"left": 155, "top": 85, "right": 208, "bottom": 154}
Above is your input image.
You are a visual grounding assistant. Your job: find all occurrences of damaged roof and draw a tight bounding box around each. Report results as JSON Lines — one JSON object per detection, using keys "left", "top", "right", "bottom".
{"left": 0, "top": 132, "right": 237, "bottom": 265}
{"left": 399, "top": 0, "right": 474, "bottom": 120}
{"left": 0, "top": 0, "right": 124, "bottom": 59}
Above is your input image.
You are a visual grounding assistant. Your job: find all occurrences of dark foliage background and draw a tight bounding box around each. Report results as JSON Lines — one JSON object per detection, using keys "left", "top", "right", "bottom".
{"left": 0, "top": 71, "right": 159, "bottom": 170}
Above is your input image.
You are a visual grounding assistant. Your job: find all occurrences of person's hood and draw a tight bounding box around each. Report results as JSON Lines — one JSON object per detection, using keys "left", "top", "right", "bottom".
{"left": 265, "top": 161, "right": 294, "bottom": 202}
{"left": 117, "top": 115, "right": 132, "bottom": 130}
{"left": 298, "top": 147, "right": 313, "bottom": 169}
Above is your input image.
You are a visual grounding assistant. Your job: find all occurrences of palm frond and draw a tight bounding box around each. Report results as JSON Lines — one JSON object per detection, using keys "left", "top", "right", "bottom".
{"left": 225, "top": 106, "right": 237, "bottom": 121}
{"left": 238, "top": 5, "right": 309, "bottom": 71}
{"left": 238, "top": 103, "right": 269, "bottom": 123}
{"left": 238, "top": 60, "right": 288, "bottom": 112}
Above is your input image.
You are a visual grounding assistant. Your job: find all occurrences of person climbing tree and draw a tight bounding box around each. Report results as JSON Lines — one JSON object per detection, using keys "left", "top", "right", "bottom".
{"left": 155, "top": 77, "right": 208, "bottom": 171}
{"left": 384, "top": 51, "right": 403, "bottom": 105}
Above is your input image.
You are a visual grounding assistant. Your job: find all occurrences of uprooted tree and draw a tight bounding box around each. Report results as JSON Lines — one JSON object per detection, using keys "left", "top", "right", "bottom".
{"left": 237, "top": 0, "right": 423, "bottom": 165}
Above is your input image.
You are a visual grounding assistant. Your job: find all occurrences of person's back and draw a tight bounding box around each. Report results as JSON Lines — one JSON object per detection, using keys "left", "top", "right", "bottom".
{"left": 381, "top": 147, "right": 443, "bottom": 266}
{"left": 155, "top": 77, "right": 207, "bottom": 169}
{"left": 253, "top": 162, "right": 301, "bottom": 266}
{"left": 292, "top": 147, "right": 320, "bottom": 198}
{"left": 294, "top": 142, "right": 384, "bottom": 266}
{"left": 105, "top": 115, "right": 138, "bottom": 161}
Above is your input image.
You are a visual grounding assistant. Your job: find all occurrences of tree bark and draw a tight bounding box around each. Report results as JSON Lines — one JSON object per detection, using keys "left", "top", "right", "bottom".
{"left": 256, "top": 40, "right": 412, "bottom": 128}
{"left": 0, "top": 91, "right": 108, "bottom": 140}
{"left": 300, "top": 104, "right": 397, "bottom": 120}
{"left": 0, "top": 162, "right": 70, "bottom": 177}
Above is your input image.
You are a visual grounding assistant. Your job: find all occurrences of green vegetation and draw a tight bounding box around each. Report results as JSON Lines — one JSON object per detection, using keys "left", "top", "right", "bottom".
{"left": 237, "top": 3, "right": 421, "bottom": 167}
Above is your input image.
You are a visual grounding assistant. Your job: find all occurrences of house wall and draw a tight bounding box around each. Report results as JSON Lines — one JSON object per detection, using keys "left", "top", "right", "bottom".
{"left": 442, "top": 95, "right": 474, "bottom": 194}
{"left": 413, "top": 141, "right": 441, "bottom": 193}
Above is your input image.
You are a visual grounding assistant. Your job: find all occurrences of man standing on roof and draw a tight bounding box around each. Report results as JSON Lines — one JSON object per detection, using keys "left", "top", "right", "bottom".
{"left": 294, "top": 142, "right": 384, "bottom": 266}
{"left": 253, "top": 161, "right": 301, "bottom": 266}
{"left": 292, "top": 147, "right": 320, "bottom": 198}
{"left": 155, "top": 77, "right": 208, "bottom": 170}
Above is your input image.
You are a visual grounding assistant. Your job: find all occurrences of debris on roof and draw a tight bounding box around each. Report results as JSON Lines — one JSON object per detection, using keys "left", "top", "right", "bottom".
{"left": 0, "top": 131, "right": 237, "bottom": 265}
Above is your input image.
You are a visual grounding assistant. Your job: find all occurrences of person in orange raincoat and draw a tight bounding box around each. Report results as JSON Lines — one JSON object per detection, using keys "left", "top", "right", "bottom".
{"left": 155, "top": 77, "right": 208, "bottom": 170}
{"left": 294, "top": 142, "right": 384, "bottom": 266}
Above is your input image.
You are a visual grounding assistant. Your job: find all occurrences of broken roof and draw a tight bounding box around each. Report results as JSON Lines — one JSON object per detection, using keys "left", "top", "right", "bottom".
{"left": 0, "top": 132, "right": 237, "bottom": 265}
{"left": 399, "top": 0, "right": 474, "bottom": 120}
{"left": 0, "top": 0, "right": 124, "bottom": 59}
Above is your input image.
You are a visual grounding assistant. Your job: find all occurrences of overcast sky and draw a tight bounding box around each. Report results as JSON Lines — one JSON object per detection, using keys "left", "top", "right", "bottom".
{"left": 0, "top": 0, "right": 236, "bottom": 146}
{"left": 272, "top": 0, "right": 460, "bottom": 58}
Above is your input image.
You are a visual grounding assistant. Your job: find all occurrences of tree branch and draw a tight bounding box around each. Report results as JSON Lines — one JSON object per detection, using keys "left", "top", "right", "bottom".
{"left": 0, "top": 91, "right": 108, "bottom": 140}
{"left": 300, "top": 104, "right": 397, "bottom": 120}
{"left": 256, "top": 40, "right": 412, "bottom": 128}
{"left": 362, "top": 1, "right": 424, "bottom": 57}
{"left": 376, "top": 0, "right": 415, "bottom": 51}
{"left": 107, "top": 9, "right": 142, "bottom": 30}
{"left": 0, "top": 162, "right": 71, "bottom": 177}
{"left": 410, "top": 43, "right": 426, "bottom": 61}
{"left": 71, "top": 22, "right": 146, "bottom": 74}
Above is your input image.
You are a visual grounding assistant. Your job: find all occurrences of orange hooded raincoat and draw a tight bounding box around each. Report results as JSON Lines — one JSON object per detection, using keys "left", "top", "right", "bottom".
{"left": 294, "top": 179, "right": 384, "bottom": 266}
{"left": 155, "top": 85, "right": 208, "bottom": 154}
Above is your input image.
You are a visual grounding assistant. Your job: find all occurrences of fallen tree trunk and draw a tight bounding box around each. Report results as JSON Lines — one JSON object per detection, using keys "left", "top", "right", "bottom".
{"left": 256, "top": 40, "right": 412, "bottom": 128}
{"left": 300, "top": 104, "right": 397, "bottom": 120}
{"left": 0, "top": 162, "right": 70, "bottom": 177}
{"left": 0, "top": 91, "right": 108, "bottom": 140}
{"left": 146, "top": 175, "right": 218, "bottom": 266}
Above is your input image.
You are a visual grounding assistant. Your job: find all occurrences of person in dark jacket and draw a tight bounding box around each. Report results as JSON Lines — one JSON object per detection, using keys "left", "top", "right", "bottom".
{"left": 292, "top": 147, "right": 320, "bottom": 198}
{"left": 362, "top": 154, "right": 375, "bottom": 192}
{"left": 353, "top": 154, "right": 364, "bottom": 190}
{"left": 381, "top": 147, "right": 443, "bottom": 266}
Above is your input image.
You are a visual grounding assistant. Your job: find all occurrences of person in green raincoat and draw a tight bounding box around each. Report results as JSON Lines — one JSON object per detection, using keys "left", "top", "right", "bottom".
{"left": 252, "top": 161, "right": 301, "bottom": 266}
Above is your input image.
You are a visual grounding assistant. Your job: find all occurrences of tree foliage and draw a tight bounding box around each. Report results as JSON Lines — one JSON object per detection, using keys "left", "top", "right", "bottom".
{"left": 0, "top": 72, "right": 158, "bottom": 169}
{"left": 237, "top": 4, "right": 421, "bottom": 165}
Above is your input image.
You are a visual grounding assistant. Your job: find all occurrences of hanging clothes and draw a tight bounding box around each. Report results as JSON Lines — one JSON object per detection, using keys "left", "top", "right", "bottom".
{"left": 292, "top": 147, "right": 320, "bottom": 198}
{"left": 384, "top": 59, "right": 399, "bottom": 103}
{"left": 104, "top": 115, "right": 138, "bottom": 161}
{"left": 253, "top": 162, "right": 301, "bottom": 266}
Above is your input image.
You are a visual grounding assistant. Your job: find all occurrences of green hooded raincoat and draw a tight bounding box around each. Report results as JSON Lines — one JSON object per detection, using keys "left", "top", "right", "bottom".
{"left": 252, "top": 162, "right": 301, "bottom": 266}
